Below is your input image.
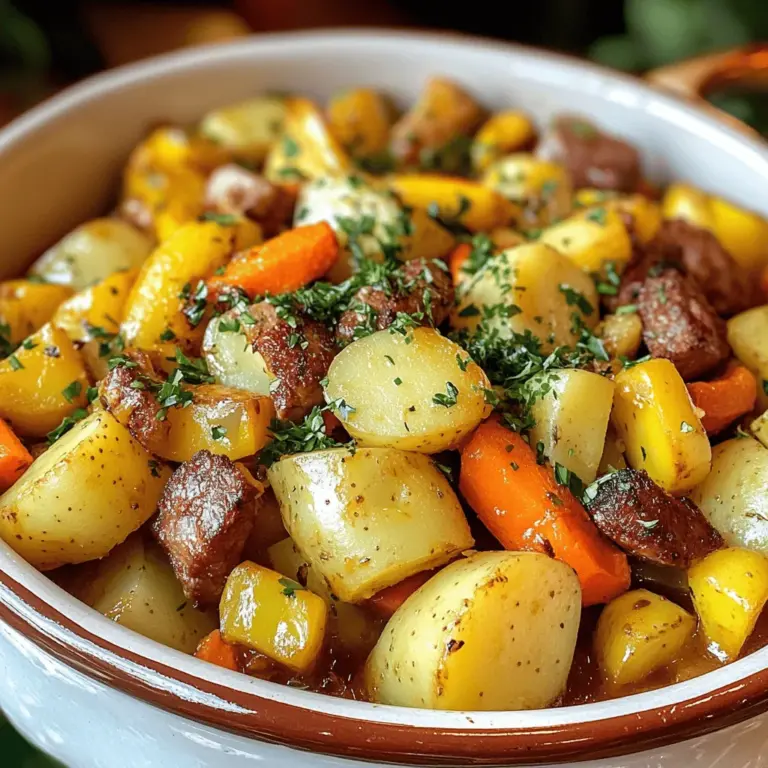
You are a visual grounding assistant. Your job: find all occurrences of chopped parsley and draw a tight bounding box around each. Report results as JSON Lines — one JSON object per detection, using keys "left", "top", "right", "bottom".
{"left": 181, "top": 280, "right": 209, "bottom": 328}
{"left": 211, "top": 425, "right": 227, "bottom": 441}
{"left": 21, "top": 338, "right": 38, "bottom": 350}
{"left": 680, "top": 421, "right": 694, "bottom": 433}
{"left": 86, "top": 386, "right": 99, "bottom": 404}
{"left": 148, "top": 459, "right": 161, "bottom": 478}
{"left": 616, "top": 304, "right": 638, "bottom": 315}
{"left": 554, "top": 463, "right": 586, "bottom": 498}
{"left": 586, "top": 207, "right": 607, "bottom": 226}
{"left": 594, "top": 261, "right": 621, "bottom": 296}
{"left": 619, "top": 354, "right": 652, "bottom": 369}
{"left": 282, "top": 135, "right": 300, "bottom": 158}
{"left": 47, "top": 408, "right": 88, "bottom": 444}
{"left": 61, "top": 381, "right": 82, "bottom": 403}
{"left": 393, "top": 377, "right": 403, "bottom": 386}
{"left": 198, "top": 211, "right": 238, "bottom": 226}
{"left": 159, "top": 328, "right": 176, "bottom": 342}
{"left": 8, "top": 354, "right": 23, "bottom": 371}
{"left": 559, "top": 285, "right": 594, "bottom": 316}
{"left": 460, "top": 234, "right": 495, "bottom": 277}
{"left": 279, "top": 577, "right": 305, "bottom": 598}
{"left": 432, "top": 381, "right": 459, "bottom": 408}
{"left": 456, "top": 354, "right": 471, "bottom": 372}
{"left": 218, "top": 316, "right": 241, "bottom": 333}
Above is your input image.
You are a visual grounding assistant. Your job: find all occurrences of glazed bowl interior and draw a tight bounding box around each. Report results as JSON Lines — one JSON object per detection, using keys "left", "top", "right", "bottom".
{"left": 2, "top": 28, "right": 768, "bottom": 765}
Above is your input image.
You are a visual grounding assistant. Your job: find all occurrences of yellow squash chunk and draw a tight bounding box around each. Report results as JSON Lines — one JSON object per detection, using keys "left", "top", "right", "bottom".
{"left": 121, "top": 221, "right": 259, "bottom": 355}
{"left": 199, "top": 96, "right": 287, "bottom": 161}
{"left": 471, "top": 111, "right": 536, "bottom": 173}
{"left": 575, "top": 191, "right": 661, "bottom": 244}
{"left": 326, "top": 87, "right": 394, "bottom": 158}
{"left": 727, "top": 305, "right": 768, "bottom": 410}
{"left": 152, "top": 174, "right": 208, "bottom": 243}
{"left": 268, "top": 447, "right": 474, "bottom": 603}
{"left": 53, "top": 268, "right": 138, "bottom": 343}
{"left": 90, "top": 534, "right": 216, "bottom": 653}
{"left": 136, "top": 126, "right": 231, "bottom": 175}
{"left": 689, "top": 547, "right": 768, "bottom": 660}
{"left": 539, "top": 206, "right": 633, "bottom": 273}
{"left": 220, "top": 561, "right": 328, "bottom": 673}
{"left": 691, "top": 437, "right": 768, "bottom": 553}
{"left": 595, "top": 589, "right": 696, "bottom": 686}
{"left": 30, "top": 218, "right": 153, "bottom": 290}
{"left": 599, "top": 312, "right": 643, "bottom": 361}
{"left": 365, "top": 551, "right": 581, "bottom": 711}
{"left": 268, "top": 537, "right": 382, "bottom": 655}
{"left": 481, "top": 154, "right": 571, "bottom": 229}
{"left": 325, "top": 327, "right": 491, "bottom": 453}
{"left": 264, "top": 97, "right": 351, "bottom": 183}
{"left": 0, "top": 280, "right": 73, "bottom": 345}
{"left": 529, "top": 369, "right": 615, "bottom": 484}
{"left": 0, "top": 323, "right": 89, "bottom": 438}
{"left": 452, "top": 242, "right": 599, "bottom": 351}
{"left": 663, "top": 183, "right": 768, "bottom": 271}
{"left": 612, "top": 358, "right": 711, "bottom": 494}
{"left": 0, "top": 410, "right": 171, "bottom": 570}
{"left": 389, "top": 174, "right": 514, "bottom": 232}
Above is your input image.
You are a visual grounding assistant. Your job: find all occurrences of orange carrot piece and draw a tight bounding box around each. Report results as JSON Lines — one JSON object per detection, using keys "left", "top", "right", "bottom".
{"left": 448, "top": 243, "right": 472, "bottom": 285}
{"left": 367, "top": 570, "right": 436, "bottom": 618}
{"left": 459, "top": 418, "right": 630, "bottom": 606}
{"left": 0, "top": 418, "right": 32, "bottom": 491}
{"left": 687, "top": 362, "right": 757, "bottom": 435}
{"left": 194, "top": 629, "right": 240, "bottom": 672}
{"left": 210, "top": 222, "right": 339, "bottom": 297}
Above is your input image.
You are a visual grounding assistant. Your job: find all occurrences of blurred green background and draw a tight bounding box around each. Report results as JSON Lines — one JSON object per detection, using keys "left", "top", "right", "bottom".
{"left": 0, "top": 0, "right": 764, "bottom": 765}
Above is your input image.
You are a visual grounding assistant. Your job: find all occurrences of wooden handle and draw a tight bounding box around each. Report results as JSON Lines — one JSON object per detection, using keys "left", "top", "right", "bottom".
{"left": 646, "top": 44, "right": 768, "bottom": 139}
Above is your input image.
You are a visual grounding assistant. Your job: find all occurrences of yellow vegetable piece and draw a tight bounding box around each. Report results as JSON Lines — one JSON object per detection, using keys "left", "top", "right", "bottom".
{"left": 662, "top": 183, "right": 768, "bottom": 271}
{"left": 0, "top": 323, "right": 90, "bottom": 438}
{"left": 689, "top": 547, "right": 768, "bottom": 660}
{"left": 264, "top": 97, "right": 351, "bottom": 183}
{"left": 595, "top": 589, "right": 696, "bottom": 686}
{"left": 471, "top": 111, "right": 536, "bottom": 173}
{"left": 0, "top": 410, "right": 171, "bottom": 570}
{"left": 220, "top": 561, "right": 328, "bottom": 673}
{"left": 0, "top": 280, "right": 73, "bottom": 345}
{"left": 612, "top": 358, "right": 711, "bottom": 494}
{"left": 727, "top": 305, "right": 768, "bottom": 410}
{"left": 481, "top": 154, "right": 571, "bottom": 230}
{"left": 389, "top": 174, "right": 515, "bottom": 232}
{"left": 326, "top": 87, "right": 394, "bottom": 158}
{"left": 600, "top": 312, "right": 643, "bottom": 361}
{"left": 153, "top": 173, "right": 208, "bottom": 243}
{"left": 405, "top": 208, "right": 456, "bottom": 262}
{"left": 574, "top": 191, "right": 661, "bottom": 245}
{"left": 135, "top": 126, "right": 231, "bottom": 175}
{"left": 53, "top": 268, "right": 138, "bottom": 343}
{"left": 268, "top": 537, "right": 382, "bottom": 655}
{"left": 121, "top": 221, "right": 260, "bottom": 356}
{"left": 452, "top": 242, "right": 599, "bottom": 352}
{"left": 199, "top": 96, "right": 287, "bottom": 161}
{"left": 539, "top": 206, "right": 633, "bottom": 273}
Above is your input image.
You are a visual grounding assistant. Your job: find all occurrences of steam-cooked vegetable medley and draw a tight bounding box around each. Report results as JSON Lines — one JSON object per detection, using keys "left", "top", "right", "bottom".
{"left": 4, "top": 78, "right": 768, "bottom": 712}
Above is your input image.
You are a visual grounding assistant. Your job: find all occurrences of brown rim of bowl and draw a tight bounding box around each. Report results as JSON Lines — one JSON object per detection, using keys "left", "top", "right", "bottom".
{"left": 3, "top": 563, "right": 768, "bottom": 766}
{"left": 1, "top": 28, "right": 768, "bottom": 766}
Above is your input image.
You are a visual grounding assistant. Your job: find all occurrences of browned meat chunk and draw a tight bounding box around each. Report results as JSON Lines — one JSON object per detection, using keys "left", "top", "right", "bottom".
{"left": 245, "top": 302, "right": 337, "bottom": 421}
{"left": 153, "top": 450, "right": 257, "bottom": 605}
{"left": 204, "top": 163, "right": 295, "bottom": 237}
{"left": 653, "top": 219, "right": 761, "bottom": 316}
{"left": 636, "top": 265, "right": 730, "bottom": 381}
{"left": 335, "top": 259, "right": 454, "bottom": 344}
{"left": 585, "top": 469, "right": 723, "bottom": 567}
{"left": 536, "top": 116, "right": 641, "bottom": 192}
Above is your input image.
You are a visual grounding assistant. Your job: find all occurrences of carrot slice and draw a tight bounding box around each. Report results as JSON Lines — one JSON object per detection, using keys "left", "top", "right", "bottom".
{"left": 367, "top": 570, "right": 436, "bottom": 618}
{"left": 459, "top": 418, "right": 630, "bottom": 606}
{"left": 0, "top": 418, "right": 32, "bottom": 491}
{"left": 209, "top": 221, "right": 339, "bottom": 297}
{"left": 447, "top": 243, "right": 472, "bottom": 285}
{"left": 687, "top": 362, "right": 757, "bottom": 435}
{"left": 194, "top": 629, "right": 240, "bottom": 672}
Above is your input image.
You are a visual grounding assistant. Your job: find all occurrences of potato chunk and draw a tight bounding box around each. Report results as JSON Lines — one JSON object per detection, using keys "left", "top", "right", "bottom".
{"left": 0, "top": 410, "right": 171, "bottom": 569}
{"left": 268, "top": 447, "right": 473, "bottom": 602}
{"left": 326, "top": 87, "right": 394, "bottom": 159}
{"left": 529, "top": 368, "right": 615, "bottom": 484}
{"left": 611, "top": 358, "right": 711, "bottom": 494}
{"left": 90, "top": 534, "right": 216, "bottom": 653}
{"left": 595, "top": 589, "right": 695, "bottom": 686}
{"left": 220, "top": 561, "right": 328, "bottom": 673}
{"left": 30, "top": 218, "right": 153, "bottom": 290}
{"left": 325, "top": 327, "right": 491, "bottom": 453}
{"left": 0, "top": 280, "right": 74, "bottom": 346}
{"left": 689, "top": 547, "right": 768, "bottom": 659}
{"left": 452, "top": 242, "right": 599, "bottom": 351}
{"left": 727, "top": 305, "right": 768, "bottom": 410}
{"left": 471, "top": 112, "right": 536, "bottom": 173}
{"left": 364, "top": 551, "right": 581, "bottom": 711}
{"left": 0, "top": 323, "right": 90, "bottom": 438}
{"left": 691, "top": 436, "right": 768, "bottom": 553}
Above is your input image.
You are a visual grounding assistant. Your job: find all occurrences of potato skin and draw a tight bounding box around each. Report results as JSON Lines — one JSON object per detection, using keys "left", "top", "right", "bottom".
{"left": 268, "top": 447, "right": 474, "bottom": 603}
{"left": 691, "top": 437, "right": 768, "bottom": 553}
{"left": 89, "top": 534, "right": 216, "bottom": 653}
{"left": 0, "top": 410, "right": 171, "bottom": 570}
{"left": 325, "top": 327, "right": 491, "bottom": 453}
{"left": 364, "top": 551, "right": 581, "bottom": 711}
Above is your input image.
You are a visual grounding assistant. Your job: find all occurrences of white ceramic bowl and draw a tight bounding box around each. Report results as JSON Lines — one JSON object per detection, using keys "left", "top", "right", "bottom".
{"left": 1, "top": 29, "right": 768, "bottom": 768}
